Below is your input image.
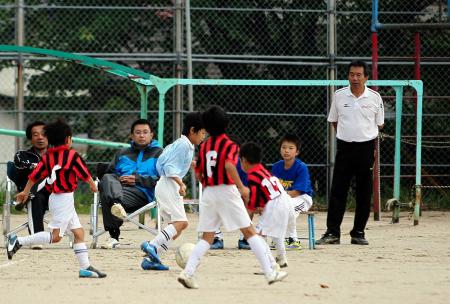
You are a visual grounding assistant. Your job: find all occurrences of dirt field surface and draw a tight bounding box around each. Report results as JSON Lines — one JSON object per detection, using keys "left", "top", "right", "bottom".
{"left": 1, "top": 211, "right": 450, "bottom": 304}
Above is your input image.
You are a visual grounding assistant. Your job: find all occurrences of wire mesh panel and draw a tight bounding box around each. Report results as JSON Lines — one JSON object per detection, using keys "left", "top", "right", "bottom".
{"left": 0, "top": 0, "right": 449, "bottom": 208}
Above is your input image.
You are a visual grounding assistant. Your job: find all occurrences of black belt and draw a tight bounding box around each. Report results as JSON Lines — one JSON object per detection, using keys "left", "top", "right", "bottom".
{"left": 337, "top": 138, "right": 375, "bottom": 146}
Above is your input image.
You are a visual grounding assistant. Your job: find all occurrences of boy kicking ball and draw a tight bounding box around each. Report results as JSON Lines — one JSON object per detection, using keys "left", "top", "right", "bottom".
{"left": 7, "top": 119, "right": 106, "bottom": 279}
{"left": 177, "top": 105, "right": 287, "bottom": 289}
{"left": 140, "top": 112, "right": 206, "bottom": 270}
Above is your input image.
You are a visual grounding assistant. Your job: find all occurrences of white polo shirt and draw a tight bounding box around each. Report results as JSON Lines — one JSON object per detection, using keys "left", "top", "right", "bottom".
{"left": 328, "top": 85, "right": 384, "bottom": 142}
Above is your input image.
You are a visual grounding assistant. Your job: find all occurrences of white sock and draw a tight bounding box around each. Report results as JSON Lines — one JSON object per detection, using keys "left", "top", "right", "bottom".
{"left": 73, "top": 243, "right": 90, "bottom": 269}
{"left": 184, "top": 239, "right": 210, "bottom": 276}
{"left": 18, "top": 231, "right": 52, "bottom": 246}
{"left": 286, "top": 212, "right": 299, "bottom": 240}
{"left": 150, "top": 224, "right": 177, "bottom": 256}
{"left": 247, "top": 235, "right": 275, "bottom": 275}
{"left": 273, "top": 237, "right": 286, "bottom": 259}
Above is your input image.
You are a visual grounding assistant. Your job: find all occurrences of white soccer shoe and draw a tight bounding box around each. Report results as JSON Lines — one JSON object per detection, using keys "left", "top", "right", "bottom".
{"left": 275, "top": 256, "right": 288, "bottom": 268}
{"left": 111, "top": 203, "right": 127, "bottom": 220}
{"left": 266, "top": 269, "right": 288, "bottom": 285}
{"left": 177, "top": 270, "right": 199, "bottom": 289}
{"left": 101, "top": 238, "right": 120, "bottom": 249}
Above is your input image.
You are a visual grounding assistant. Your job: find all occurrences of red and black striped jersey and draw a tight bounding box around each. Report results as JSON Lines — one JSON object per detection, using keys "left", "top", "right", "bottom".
{"left": 247, "top": 163, "right": 284, "bottom": 211}
{"left": 195, "top": 134, "right": 239, "bottom": 186}
{"left": 29, "top": 145, "right": 92, "bottom": 194}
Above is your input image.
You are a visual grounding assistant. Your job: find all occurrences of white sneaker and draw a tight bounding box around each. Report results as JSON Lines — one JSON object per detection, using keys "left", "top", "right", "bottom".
{"left": 31, "top": 244, "right": 43, "bottom": 250}
{"left": 265, "top": 269, "right": 288, "bottom": 285}
{"left": 275, "top": 256, "right": 288, "bottom": 268}
{"left": 111, "top": 203, "right": 127, "bottom": 220}
{"left": 177, "top": 270, "right": 199, "bottom": 289}
{"left": 101, "top": 238, "right": 120, "bottom": 249}
{"left": 254, "top": 263, "right": 280, "bottom": 275}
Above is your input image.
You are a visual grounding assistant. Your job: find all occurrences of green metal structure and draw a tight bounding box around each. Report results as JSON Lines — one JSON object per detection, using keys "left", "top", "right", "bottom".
{"left": 0, "top": 45, "right": 423, "bottom": 225}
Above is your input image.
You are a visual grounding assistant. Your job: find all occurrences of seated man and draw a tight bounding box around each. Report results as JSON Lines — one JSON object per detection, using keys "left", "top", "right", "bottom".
{"left": 12, "top": 121, "right": 50, "bottom": 250}
{"left": 99, "top": 119, "right": 162, "bottom": 249}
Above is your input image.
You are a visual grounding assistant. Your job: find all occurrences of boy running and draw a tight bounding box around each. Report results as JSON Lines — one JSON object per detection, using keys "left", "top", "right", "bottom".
{"left": 240, "top": 142, "right": 291, "bottom": 268}
{"left": 272, "top": 134, "right": 313, "bottom": 250}
{"left": 7, "top": 120, "right": 106, "bottom": 278}
{"left": 177, "top": 105, "right": 287, "bottom": 289}
{"left": 140, "top": 112, "right": 206, "bottom": 270}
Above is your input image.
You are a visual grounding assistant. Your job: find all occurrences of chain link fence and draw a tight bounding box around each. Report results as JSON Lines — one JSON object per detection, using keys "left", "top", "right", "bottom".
{"left": 0, "top": 0, "right": 449, "bottom": 208}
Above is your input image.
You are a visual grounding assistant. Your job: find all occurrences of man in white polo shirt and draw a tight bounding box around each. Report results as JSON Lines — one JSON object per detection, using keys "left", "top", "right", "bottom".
{"left": 316, "top": 60, "right": 384, "bottom": 246}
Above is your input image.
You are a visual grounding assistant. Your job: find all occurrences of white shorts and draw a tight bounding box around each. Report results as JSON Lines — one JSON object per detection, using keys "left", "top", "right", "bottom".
{"left": 197, "top": 185, "right": 252, "bottom": 232}
{"left": 256, "top": 192, "right": 291, "bottom": 239}
{"left": 48, "top": 192, "right": 82, "bottom": 237}
{"left": 155, "top": 176, "right": 188, "bottom": 222}
{"left": 291, "top": 194, "right": 313, "bottom": 217}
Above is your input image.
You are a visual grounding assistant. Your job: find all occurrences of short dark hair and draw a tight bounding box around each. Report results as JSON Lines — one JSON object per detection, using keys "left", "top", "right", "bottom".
{"left": 130, "top": 119, "right": 153, "bottom": 134}
{"left": 45, "top": 119, "right": 72, "bottom": 147}
{"left": 347, "top": 60, "right": 369, "bottom": 77}
{"left": 182, "top": 112, "right": 204, "bottom": 136}
{"left": 239, "top": 142, "right": 262, "bottom": 164}
{"left": 25, "top": 121, "right": 46, "bottom": 140}
{"left": 202, "top": 105, "right": 229, "bottom": 136}
{"left": 279, "top": 134, "right": 301, "bottom": 151}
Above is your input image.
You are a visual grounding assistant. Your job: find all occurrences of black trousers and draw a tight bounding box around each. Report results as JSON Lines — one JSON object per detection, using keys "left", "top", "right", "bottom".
{"left": 99, "top": 174, "right": 149, "bottom": 239}
{"left": 326, "top": 139, "right": 375, "bottom": 238}
{"left": 28, "top": 188, "right": 50, "bottom": 234}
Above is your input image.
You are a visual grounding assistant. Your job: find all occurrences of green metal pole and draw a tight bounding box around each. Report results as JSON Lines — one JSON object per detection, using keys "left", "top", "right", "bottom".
{"left": 137, "top": 84, "right": 152, "bottom": 223}
{"left": 414, "top": 84, "right": 423, "bottom": 225}
{"left": 158, "top": 92, "right": 165, "bottom": 146}
{"left": 392, "top": 86, "right": 403, "bottom": 223}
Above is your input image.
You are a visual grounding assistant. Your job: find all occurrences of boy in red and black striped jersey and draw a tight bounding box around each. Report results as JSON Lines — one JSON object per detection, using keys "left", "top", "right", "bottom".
{"left": 177, "top": 105, "right": 287, "bottom": 289}
{"left": 7, "top": 120, "right": 106, "bottom": 278}
{"left": 240, "top": 142, "right": 292, "bottom": 269}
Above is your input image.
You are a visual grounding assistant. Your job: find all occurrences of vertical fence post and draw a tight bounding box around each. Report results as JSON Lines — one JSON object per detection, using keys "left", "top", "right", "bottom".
{"left": 15, "top": 0, "right": 25, "bottom": 150}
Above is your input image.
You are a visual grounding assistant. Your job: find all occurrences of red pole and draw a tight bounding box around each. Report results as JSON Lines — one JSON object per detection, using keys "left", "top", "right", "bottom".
{"left": 371, "top": 32, "right": 380, "bottom": 221}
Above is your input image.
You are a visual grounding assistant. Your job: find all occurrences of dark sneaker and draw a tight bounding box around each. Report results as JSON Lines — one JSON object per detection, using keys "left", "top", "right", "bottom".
{"left": 210, "top": 237, "right": 224, "bottom": 250}
{"left": 79, "top": 265, "right": 107, "bottom": 278}
{"left": 141, "top": 257, "right": 169, "bottom": 271}
{"left": 6, "top": 234, "right": 22, "bottom": 260}
{"left": 140, "top": 241, "right": 161, "bottom": 263}
{"left": 315, "top": 233, "right": 340, "bottom": 245}
{"left": 238, "top": 239, "right": 251, "bottom": 250}
{"left": 351, "top": 237, "right": 369, "bottom": 245}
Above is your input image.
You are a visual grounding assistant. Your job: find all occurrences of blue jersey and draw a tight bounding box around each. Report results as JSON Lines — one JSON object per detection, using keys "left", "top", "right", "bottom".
{"left": 271, "top": 158, "right": 313, "bottom": 196}
{"left": 236, "top": 158, "right": 248, "bottom": 186}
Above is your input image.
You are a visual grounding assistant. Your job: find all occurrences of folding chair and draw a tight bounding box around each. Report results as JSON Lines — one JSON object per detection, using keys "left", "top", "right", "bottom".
{"left": 2, "top": 161, "right": 47, "bottom": 245}
{"left": 90, "top": 163, "right": 159, "bottom": 248}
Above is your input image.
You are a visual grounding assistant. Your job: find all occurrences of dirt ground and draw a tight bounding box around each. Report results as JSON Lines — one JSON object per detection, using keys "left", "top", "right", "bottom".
{"left": 1, "top": 211, "right": 450, "bottom": 304}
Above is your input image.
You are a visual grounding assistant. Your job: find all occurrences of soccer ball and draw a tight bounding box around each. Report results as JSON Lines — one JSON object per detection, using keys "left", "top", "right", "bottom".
{"left": 175, "top": 243, "right": 195, "bottom": 269}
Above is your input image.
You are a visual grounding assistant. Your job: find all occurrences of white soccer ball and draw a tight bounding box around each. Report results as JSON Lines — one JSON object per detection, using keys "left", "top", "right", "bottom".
{"left": 175, "top": 243, "right": 195, "bottom": 269}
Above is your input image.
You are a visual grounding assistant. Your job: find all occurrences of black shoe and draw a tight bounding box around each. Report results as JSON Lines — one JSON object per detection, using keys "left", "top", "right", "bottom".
{"left": 315, "top": 233, "right": 340, "bottom": 245}
{"left": 351, "top": 237, "right": 369, "bottom": 245}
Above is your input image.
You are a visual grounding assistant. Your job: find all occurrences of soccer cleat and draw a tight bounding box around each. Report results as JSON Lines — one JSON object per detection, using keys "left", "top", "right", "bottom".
{"left": 265, "top": 269, "right": 288, "bottom": 285}
{"left": 315, "top": 233, "right": 340, "bottom": 245}
{"left": 79, "top": 265, "right": 107, "bottom": 278}
{"left": 275, "top": 256, "right": 288, "bottom": 268}
{"left": 351, "top": 237, "right": 369, "bottom": 245}
{"left": 141, "top": 257, "right": 169, "bottom": 271}
{"left": 140, "top": 241, "right": 161, "bottom": 263}
{"left": 285, "top": 238, "right": 303, "bottom": 250}
{"left": 101, "top": 238, "right": 120, "bottom": 249}
{"left": 177, "top": 270, "right": 199, "bottom": 289}
{"left": 111, "top": 203, "right": 127, "bottom": 220}
{"left": 6, "top": 234, "right": 22, "bottom": 260}
{"left": 210, "top": 237, "right": 224, "bottom": 250}
{"left": 238, "top": 239, "right": 251, "bottom": 250}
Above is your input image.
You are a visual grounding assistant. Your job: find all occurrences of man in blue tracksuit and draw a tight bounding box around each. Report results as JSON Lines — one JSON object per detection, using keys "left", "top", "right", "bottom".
{"left": 99, "top": 119, "right": 162, "bottom": 249}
